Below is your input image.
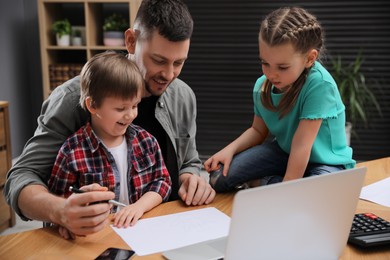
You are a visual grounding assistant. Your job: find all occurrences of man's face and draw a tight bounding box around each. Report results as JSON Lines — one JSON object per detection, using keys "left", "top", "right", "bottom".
{"left": 133, "top": 31, "right": 190, "bottom": 96}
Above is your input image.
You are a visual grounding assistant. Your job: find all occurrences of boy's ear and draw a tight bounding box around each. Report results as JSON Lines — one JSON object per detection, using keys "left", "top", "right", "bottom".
{"left": 85, "top": 96, "right": 96, "bottom": 114}
{"left": 306, "top": 49, "right": 318, "bottom": 68}
{"left": 125, "top": 28, "right": 137, "bottom": 54}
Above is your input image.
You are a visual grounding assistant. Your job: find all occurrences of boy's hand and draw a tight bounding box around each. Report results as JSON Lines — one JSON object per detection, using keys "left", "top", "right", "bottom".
{"left": 112, "top": 192, "right": 163, "bottom": 228}
{"left": 113, "top": 204, "right": 145, "bottom": 228}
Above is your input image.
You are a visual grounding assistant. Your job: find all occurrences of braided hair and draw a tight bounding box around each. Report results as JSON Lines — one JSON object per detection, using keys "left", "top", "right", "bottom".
{"left": 260, "top": 7, "right": 325, "bottom": 118}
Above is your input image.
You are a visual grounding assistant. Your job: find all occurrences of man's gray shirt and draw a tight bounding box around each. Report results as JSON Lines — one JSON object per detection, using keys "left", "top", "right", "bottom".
{"left": 4, "top": 76, "right": 201, "bottom": 220}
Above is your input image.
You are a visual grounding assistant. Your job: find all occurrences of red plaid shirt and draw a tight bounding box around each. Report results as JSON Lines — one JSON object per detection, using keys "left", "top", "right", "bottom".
{"left": 48, "top": 122, "right": 171, "bottom": 203}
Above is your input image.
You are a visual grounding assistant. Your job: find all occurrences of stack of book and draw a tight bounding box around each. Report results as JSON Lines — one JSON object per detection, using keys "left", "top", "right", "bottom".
{"left": 49, "top": 63, "right": 83, "bottom": 91}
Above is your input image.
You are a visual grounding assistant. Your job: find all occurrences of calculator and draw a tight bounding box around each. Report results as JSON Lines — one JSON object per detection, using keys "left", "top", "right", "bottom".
{"left": 349, "top": 213, "right": 390, "bottom": 248}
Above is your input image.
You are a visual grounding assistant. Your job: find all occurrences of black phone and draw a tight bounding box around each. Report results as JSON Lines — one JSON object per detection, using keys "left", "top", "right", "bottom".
{"left": 95, "top": 247, "right": 135, "bottom": 260}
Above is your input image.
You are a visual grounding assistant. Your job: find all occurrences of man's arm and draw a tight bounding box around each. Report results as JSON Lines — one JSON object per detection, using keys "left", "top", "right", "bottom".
{"left": 18, "top": 185, "right": 62, "bottom": 222}
{"left": 177, "top": 132, "right": 216, "bottom": 205}
{"left": 19, "top": 184, "right": 114, "bottom": 237}
{"left": 175, "top": 81, "right": 215, "bottom": 205}
{"left": 4, "top": 77, "right": 88, "bottom": 220}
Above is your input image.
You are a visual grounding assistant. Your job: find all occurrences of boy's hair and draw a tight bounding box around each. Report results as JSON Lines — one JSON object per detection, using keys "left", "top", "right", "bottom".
{"left": 79, "top": 51, "right": 144, "bottom": 110}
{"left": 260, "top": 7, "right": 325, "bottom": 118}
{"left": 134, "top": 0, "right": 193, "bottom": 42}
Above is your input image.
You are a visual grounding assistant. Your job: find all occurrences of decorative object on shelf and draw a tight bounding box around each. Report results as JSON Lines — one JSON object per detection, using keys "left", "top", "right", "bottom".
{"left": 330, "top": 51, "right": 382, "bottom": 145}
{"left": 102, "top": 13, "right": 129, "bottom": 46}
{"left": 51, "top": 19, "right": 71, "bottom": 46}
{"left": 72, "top": 29, "right": 82, "bottom": 46}
{"left": 38, "top": 0, "right": 138, "bottom": 100}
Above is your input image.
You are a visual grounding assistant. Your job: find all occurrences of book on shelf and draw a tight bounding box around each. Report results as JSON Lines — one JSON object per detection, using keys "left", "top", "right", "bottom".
{"left": 49, "top": 63, "right": 83, "bottom": 91}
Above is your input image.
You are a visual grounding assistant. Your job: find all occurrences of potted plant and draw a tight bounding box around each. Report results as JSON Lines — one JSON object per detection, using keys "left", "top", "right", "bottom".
{"left": 72, "top": 28, "right": 82, "bottom": 46}
{"left": 330, "top": 51, "right": 382, "bottom": 145}
{"left": 51, "top": 19, "right": 71, "bottom": 46}
{"left": 102, "top": 13, "right": 129, "bottom": 46}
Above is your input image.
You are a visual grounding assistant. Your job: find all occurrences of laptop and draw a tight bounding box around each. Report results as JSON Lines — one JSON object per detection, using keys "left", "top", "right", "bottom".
{"left": 163, "top": 167, "right": 367, "bottom": 260}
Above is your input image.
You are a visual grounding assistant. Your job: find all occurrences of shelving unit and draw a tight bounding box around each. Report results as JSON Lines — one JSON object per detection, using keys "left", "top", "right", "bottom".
{"left": 38, "top": 0, "right": 141, "bottom": 99}
{"left": 0, "top": 101, "right": 15, "bottom": 233}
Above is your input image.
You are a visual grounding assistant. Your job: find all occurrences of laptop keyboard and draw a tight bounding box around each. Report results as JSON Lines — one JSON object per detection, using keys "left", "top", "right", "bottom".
{"left": 349, "top": 213, "right": 390, "bottom": 248}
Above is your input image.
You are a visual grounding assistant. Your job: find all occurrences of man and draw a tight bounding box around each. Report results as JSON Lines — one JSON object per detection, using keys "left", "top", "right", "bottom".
{"left": 4, "top": 0, "right": 215, "bottom": 238}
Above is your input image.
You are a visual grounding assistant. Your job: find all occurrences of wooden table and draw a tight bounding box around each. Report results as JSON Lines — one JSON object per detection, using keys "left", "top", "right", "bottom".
{"left": 0, "top": 158, "right": 389, "bottom": 259}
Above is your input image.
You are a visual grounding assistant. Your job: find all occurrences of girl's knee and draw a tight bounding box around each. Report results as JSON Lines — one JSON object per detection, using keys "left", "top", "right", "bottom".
{"left": 209, "top": 168, "right": 239, "bottom": 192}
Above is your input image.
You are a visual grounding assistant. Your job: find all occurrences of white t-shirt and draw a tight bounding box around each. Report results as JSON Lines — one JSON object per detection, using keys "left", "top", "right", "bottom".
{"left": 108, "top": 136, "right": 129, "bottom": 206}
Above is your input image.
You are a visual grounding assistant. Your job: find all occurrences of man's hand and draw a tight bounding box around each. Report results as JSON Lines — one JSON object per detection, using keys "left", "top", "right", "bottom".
{"left": 178, "top": 173, "right": 216, "bottom": 206}
{"left": 19, "top": 184, "right": 115, "bottom": 239}
{"left": 55, "top": 183, "right": 115, "bottom": 238}
{"left": 58, "top": 225, "right": 75, "bottom": 240}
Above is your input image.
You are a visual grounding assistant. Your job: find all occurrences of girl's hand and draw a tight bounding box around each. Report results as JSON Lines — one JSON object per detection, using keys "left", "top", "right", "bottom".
{"left": 204, "top": 147, "right": 235, "bottom": 176}
{"left": 113, "top": 204, "right": 145, "bottom": 228}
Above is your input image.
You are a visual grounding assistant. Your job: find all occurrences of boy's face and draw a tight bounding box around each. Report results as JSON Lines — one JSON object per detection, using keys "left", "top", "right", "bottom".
{"left": 132, "top": 31, "right": 190, "bottom": 96}
{"left": 90, "top": 94, "right": 141, "bottom": 146}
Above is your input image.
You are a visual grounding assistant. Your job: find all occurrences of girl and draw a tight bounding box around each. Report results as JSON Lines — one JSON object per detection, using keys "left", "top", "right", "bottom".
{"left": 204, "top": 7, "right": 356, "bottom": 192}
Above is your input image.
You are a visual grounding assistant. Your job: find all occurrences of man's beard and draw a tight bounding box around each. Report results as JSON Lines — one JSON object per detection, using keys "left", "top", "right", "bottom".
{"left": 144, "top": 82, "right": 154, "bottom": 96}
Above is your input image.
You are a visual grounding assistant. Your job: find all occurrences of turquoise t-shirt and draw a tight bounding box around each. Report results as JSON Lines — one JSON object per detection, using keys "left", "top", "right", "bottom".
{"left": 253, "top": 61, "right": 356, "bottom": 169}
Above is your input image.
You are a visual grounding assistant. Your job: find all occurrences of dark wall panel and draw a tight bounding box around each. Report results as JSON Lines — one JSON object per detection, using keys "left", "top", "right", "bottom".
{"left": 182, "top": 0, "right": 390, "bottom": 161}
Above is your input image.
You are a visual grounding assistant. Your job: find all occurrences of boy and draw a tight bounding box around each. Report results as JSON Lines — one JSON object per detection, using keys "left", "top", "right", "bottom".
{"left": 48, "top": 52, "right": 171, "bottom": 239}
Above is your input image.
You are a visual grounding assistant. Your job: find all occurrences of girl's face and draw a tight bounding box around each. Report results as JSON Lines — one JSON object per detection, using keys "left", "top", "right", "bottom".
{"left": 87, "top": 94, "right": 141, "bottom": 147}
{"left": 259, "top": 39, "right": 315, "bottom": 92}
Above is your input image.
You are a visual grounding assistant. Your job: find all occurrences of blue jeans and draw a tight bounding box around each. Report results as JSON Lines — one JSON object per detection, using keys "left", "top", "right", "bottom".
{"left": 209, "top": 140, "right": 345, "bottom": 192}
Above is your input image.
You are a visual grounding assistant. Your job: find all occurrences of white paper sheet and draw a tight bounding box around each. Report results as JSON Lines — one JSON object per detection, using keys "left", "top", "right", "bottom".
{"left": 111, "top": 207, "right": 231, "bottom": 256}
{"left": 359, "top": 176, "right": 390, "bottom": 207}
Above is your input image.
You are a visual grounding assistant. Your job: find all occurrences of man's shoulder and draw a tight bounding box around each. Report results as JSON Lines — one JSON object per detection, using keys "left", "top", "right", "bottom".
{"left": 39, "top": 75, "right": 87, "bottom": 133}
{"left": 44, "top": 76, "right": 82, "bottom": 113}
{"left": 169, "top": 78, "right": 194, "bottom": 94}
{"left": 165, "top": 78, "right": 196, "bottom": 101}
{"left": 49, "top": 76, "right": 81, "bottom": 101}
